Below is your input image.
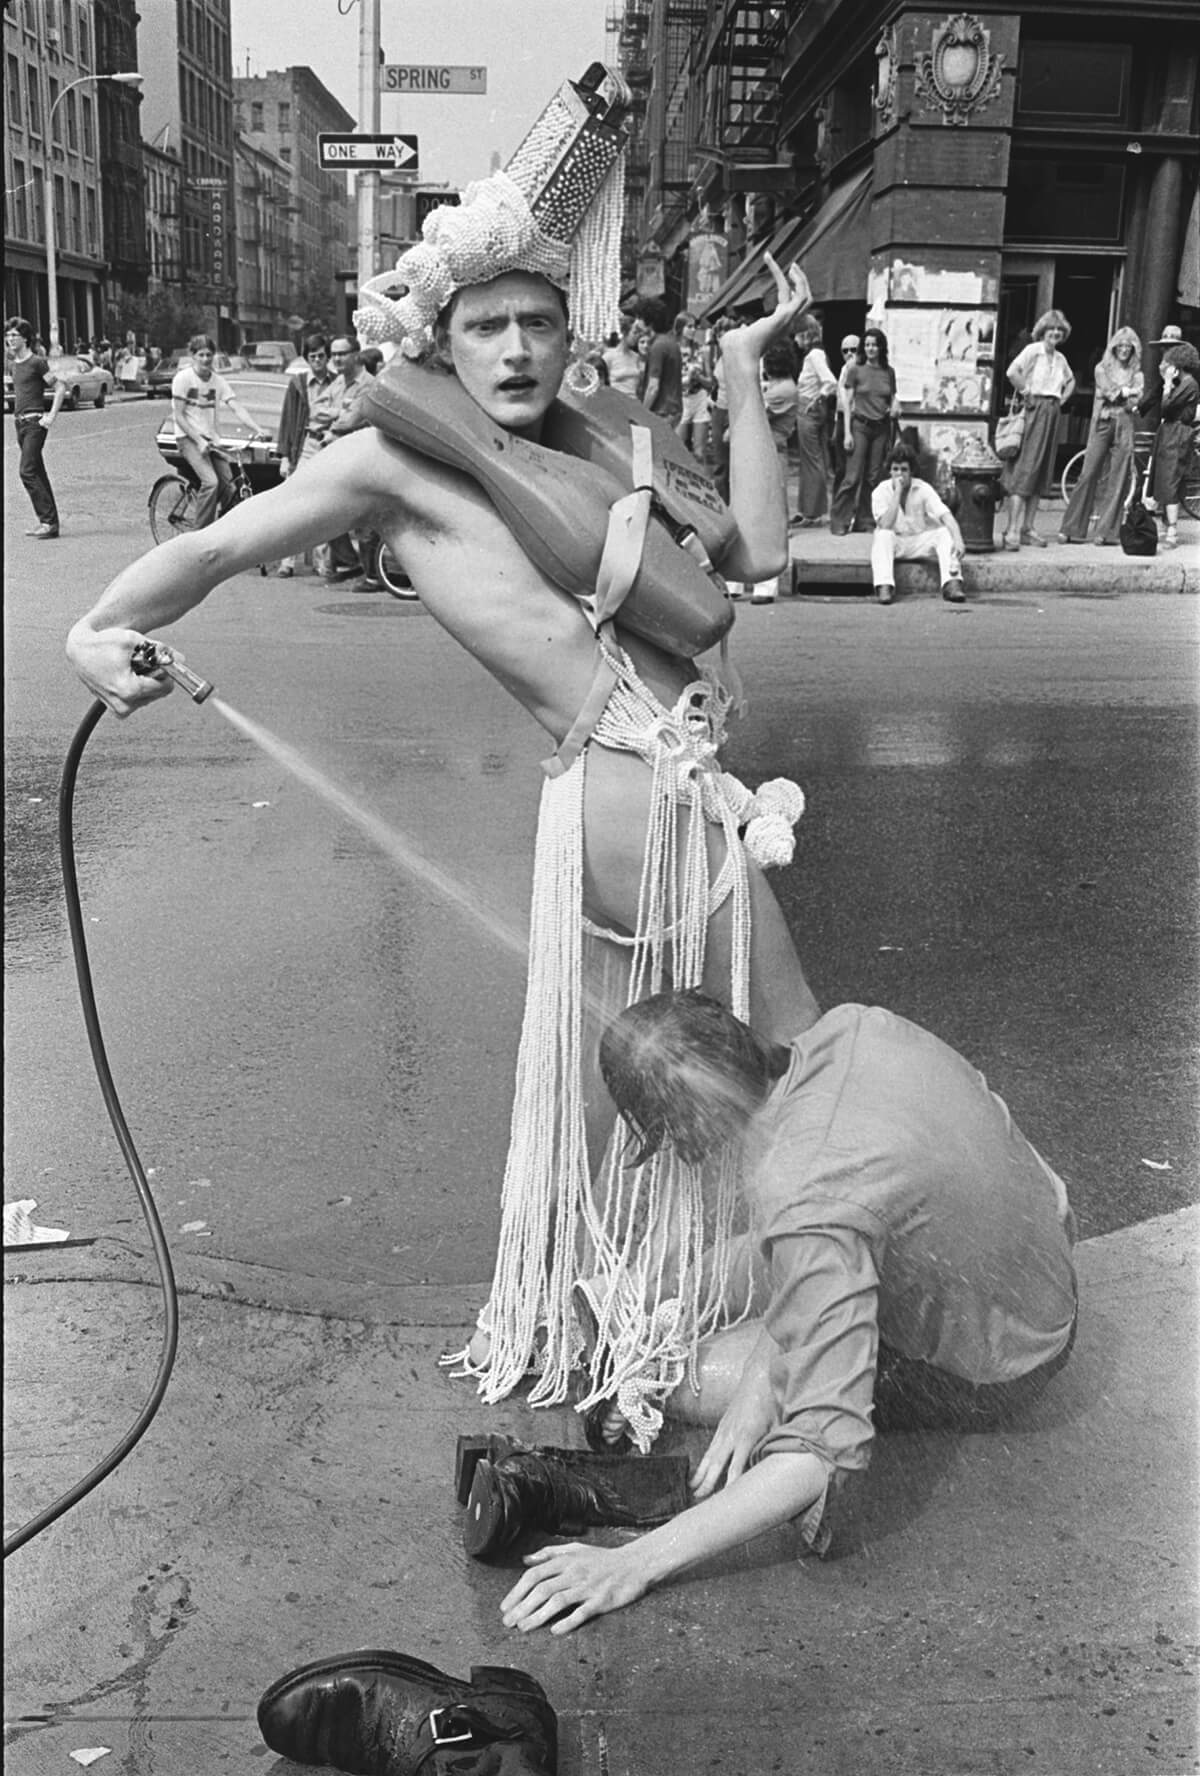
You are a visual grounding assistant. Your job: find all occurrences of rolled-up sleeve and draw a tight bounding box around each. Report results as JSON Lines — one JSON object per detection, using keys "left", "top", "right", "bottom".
{"left": 753, "top": 1225, "right": 881, "bottom": 1476}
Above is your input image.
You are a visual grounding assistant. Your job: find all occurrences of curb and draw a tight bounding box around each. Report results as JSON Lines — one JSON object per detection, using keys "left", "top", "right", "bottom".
{"left": 787, "top": 543, "right": 1198, "bottom": 598}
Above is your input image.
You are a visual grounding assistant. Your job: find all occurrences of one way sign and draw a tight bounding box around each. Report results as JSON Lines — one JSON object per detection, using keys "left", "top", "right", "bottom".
{"left": 319, "top": 133, "right": 419, "bottom": 171}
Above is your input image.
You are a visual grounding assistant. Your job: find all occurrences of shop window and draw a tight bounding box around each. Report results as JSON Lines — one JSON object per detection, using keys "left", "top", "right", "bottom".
{"left": 1016, "top": 41, "right": 1131, "bottom": 126}
{"left": 1006, "top": 152, "right": 1125, "bottom": 245}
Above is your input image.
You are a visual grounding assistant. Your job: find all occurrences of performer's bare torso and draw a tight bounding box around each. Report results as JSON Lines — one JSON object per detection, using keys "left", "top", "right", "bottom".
{"left": 361, "top": 428, "right": 693, "bottom": 740}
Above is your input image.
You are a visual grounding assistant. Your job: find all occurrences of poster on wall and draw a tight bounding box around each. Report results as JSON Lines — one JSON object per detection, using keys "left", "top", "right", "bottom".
{"left": 637, "top": 246, "right": 665, "bottom": 300}
{"left": 888, "top": 308, "right": 996, "bottom": 411}
{"left": 687, "top": 231, "right": 728, "bottom": 312}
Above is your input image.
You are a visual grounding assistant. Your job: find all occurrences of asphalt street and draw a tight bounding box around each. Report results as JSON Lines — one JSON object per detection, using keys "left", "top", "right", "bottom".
{"left": 5, "top": 398, "right": 1197, "bottom": 1286}
{"left": 4, "top": 397, "right": 1198, "bottom": 1775}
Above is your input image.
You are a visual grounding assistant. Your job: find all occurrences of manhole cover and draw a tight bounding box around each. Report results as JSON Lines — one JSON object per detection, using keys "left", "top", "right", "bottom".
{"left": 316, "top": 600, "right": 427, "bottom": 617}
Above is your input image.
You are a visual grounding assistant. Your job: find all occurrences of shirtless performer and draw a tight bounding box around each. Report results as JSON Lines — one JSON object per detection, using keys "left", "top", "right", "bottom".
{"left": 66, "top": 66, "right": 820, "bottom": 1443}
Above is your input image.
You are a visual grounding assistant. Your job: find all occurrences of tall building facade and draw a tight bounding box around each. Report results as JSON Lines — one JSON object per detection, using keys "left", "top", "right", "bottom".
{"left": 616, "top": 1, "right": 1200, "bottom": 478}
{"left": 94, "top": 0, "right": 148, "bottom": 336}
{"left": 233, "top": 132, "right": 297, "bottom": 340}
{"left": 138, "top": 0, "right": 237, "bottom": 344}
{"left": 233, "top": 67, "right": 355, "bottom": 341}
{"left": 3, "top": 0, "right": 111, "bottom": 349}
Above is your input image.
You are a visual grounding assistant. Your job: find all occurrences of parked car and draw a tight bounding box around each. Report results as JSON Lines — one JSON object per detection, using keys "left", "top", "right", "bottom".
{"left": 145, "top": 349, "right": 247, "bottom": 398}
{"left": 243, "top": 340, "right": 295, "bottom": 372}
{"left": 50, "top": 353, "right": 116, "bottom": 410}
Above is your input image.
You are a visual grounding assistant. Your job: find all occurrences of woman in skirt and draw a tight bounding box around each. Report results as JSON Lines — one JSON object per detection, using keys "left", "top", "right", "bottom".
{"left": 1002, "top": 310, "right": 1075, "bottom": 550}
{"left": 1057, "top": 327, "right": 1142, "bottom": 546}
{"left": 1146, "top": 339, "right": 1199, "bottom": 551}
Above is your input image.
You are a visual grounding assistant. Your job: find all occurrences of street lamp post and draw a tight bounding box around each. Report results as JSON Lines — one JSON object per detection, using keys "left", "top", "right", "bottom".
{"left": 43, "top": 71, "right": 143, "bottom": 352}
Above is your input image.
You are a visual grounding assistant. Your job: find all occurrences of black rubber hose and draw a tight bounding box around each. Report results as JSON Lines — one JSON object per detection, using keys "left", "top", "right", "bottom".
{"left": 4, "top": 698, "right": 180, "bottom": 1558}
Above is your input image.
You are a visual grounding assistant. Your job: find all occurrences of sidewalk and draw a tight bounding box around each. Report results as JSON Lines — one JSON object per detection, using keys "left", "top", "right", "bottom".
{"left": 786, "top": 498, "right": 1199, "bottom": 598}
{"left": 4, "top": 1207, "right": 1196, "bottom": 1774}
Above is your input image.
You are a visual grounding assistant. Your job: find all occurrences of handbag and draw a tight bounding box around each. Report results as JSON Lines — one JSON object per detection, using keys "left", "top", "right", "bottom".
{"left": 993, "top": 400, "right": 1025, "bottom": 460}
{"left": 1119, "top": 463, "right": 1158, "bottom": 557}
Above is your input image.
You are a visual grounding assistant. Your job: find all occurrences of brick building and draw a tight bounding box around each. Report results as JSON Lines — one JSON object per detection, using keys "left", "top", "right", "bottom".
{"left": 233, "top": 132, "right": 297, "bottom": 341}
{"left": 233, "top": 67, "right": 354, "bottom": 343}
{"left": 617, "top": 1, "right": 1200, "bottom": 474}
{"left": 138, "top": 0, "right": 237, "bottom": 345}
{"left": 3, "top": 0, "right": 110, "bottom": 350}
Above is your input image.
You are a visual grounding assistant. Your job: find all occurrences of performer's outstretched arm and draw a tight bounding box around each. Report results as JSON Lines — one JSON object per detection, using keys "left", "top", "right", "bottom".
{"left": 718, "top": 256, "right": 811, "bottom": 582}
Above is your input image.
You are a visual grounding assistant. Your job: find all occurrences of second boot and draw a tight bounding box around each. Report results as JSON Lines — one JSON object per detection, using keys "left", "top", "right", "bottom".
{"left": 456, "top": 1433, "right": 690, "bottom": 1561}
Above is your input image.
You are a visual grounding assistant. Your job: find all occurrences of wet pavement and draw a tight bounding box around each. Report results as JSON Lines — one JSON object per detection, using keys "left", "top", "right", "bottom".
{"left": 5, "top": 413, "right": 1199, "bottom": 1771}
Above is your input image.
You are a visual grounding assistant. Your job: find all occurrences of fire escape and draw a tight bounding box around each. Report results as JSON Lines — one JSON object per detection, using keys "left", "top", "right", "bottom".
{"left": 694, "top": 2, "right": 791, "bottom": 204}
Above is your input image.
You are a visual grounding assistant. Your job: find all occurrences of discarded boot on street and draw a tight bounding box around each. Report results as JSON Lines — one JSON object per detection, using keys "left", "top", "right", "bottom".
{"left": 256, "top": 1647, "right": 557, "bottom": 1775}
{"left": 456, "top": 1432, "right": 690, "bottom": 1561}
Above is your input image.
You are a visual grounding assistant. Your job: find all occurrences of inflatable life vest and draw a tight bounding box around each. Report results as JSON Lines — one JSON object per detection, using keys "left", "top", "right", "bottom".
{"left": 360, "top": 359, "right": 737, "bottom": 659}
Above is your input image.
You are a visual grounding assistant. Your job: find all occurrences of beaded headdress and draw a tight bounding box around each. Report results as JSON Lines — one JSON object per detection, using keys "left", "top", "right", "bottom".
{"left": 354, "top": 63, "right": 631, "bottom": 358}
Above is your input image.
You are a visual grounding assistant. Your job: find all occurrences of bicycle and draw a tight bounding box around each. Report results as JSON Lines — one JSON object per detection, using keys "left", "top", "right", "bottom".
{"left": 148, "top": 441, "right": 263, "bottom": 545}
{"left": 1060, "top": 422, "right": 1200, "bottom": 520}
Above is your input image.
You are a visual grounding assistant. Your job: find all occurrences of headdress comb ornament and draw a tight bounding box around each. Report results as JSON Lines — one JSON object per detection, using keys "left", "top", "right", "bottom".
{"left": 354, "top": 63, "right": 632, "bottom": 359}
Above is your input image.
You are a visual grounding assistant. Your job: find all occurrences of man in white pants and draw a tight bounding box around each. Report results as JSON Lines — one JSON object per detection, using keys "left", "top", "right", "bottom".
{"left": 871, "top": 443, "right": 966, "bottom": 605}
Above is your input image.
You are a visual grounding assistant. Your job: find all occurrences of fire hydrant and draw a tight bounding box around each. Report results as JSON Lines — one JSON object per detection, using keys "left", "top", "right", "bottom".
{"left": 949, "top": 435, "right": 1006, "bottom": 553}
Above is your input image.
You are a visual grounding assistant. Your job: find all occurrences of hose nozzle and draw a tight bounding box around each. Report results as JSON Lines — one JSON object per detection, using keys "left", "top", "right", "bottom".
{"left": 130, "top": 640, "right": 215, "bottom": 704}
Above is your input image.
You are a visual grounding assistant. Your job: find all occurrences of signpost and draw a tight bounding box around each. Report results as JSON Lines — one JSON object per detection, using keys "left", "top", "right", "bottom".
{"left": 382, "top": 65, "right": 487, "bottom": 95}
{"left": 320, "top": 133, "right": 419, "bottom": 171}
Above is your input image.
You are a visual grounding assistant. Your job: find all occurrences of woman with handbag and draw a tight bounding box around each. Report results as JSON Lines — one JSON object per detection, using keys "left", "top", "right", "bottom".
{"left": 1001, "top": 309, "right": 1075, "bottom": 550}
{"left": 1057, "top": 327, "right": 1143, "bottom": 546}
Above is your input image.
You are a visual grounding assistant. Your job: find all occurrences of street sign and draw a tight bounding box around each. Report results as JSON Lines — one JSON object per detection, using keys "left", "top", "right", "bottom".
{"left": 382, "top": 65, "right": 487, "bottom": 95}
{"left": 319, "top": 133, "right": 419, "bottom": 171}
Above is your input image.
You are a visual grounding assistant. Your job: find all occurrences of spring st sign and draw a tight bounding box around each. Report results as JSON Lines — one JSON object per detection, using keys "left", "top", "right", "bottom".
{"left": 382, "top": 65, "right": 487, "bottom": 95}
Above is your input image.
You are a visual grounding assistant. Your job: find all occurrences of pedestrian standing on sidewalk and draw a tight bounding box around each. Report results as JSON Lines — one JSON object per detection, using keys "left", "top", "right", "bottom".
{"left": 1145, "top": 337, "right": 1199, "bottom": 552}
{"left": 6, "top": 316, "right": 65, "bottom": 538}
{"left": 1057, "top": 327, "right": 1143, "bottom": 547}
{"left": 676, "top": 316, "right": 714, "bottom": 464}
{"left": 275, "top": 334, "right": 335, "bottom": 578}
{"left": 792, "top": 317, "right": 837, "bottom": 525}
{"left": 603, "top": 312, "right": 643, "bottom": 397}
{"left": 637, "top": 300, "right": 684, "bottom": 423}
{"left": 1000, "top": 310, "right": 1075, "bottom": 551}
{"left": 831, "top": 327, "right": 899, "bottom": 535}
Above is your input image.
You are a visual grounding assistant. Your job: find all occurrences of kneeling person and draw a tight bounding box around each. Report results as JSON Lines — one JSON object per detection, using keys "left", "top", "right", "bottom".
{"left": 500, "top": 989, "right": 1077, "bottom": 1636}
{"left": 871, "top": 442, "right": 965, "bottom": 604}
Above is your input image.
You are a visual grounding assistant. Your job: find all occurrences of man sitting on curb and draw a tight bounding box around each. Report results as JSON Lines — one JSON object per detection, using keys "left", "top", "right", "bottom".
{"left": 499, "top": 989, "right": 1077, "bottom": 1636}
{"left": 871, "top": 441, "right": 966, "bottom": 605}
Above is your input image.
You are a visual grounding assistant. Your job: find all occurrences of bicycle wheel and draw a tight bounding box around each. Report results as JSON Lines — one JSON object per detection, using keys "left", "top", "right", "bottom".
{"left": 1182, "top": 428, "right": 1200, "bottom": 521}
{"left": 1060, "top": 449, "right": 1085, "bottom": 506}
{"left": 148, "top": 474, "right": 197, "bottom": 545}
{"left": 368, "top": 535, "right": 418, "bottom": 598}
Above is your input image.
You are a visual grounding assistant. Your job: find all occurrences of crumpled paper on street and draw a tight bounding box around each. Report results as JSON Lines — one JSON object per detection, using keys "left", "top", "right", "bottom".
{"left": 69, "top": 1751, "right": 112, "bottom": 1767}
{"left": 3, "top": 1199, "right": 70, "bottom": 1245}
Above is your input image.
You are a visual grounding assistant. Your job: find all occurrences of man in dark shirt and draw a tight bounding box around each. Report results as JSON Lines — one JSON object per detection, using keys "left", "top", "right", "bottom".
{"left": 636, "top": 299, "right": 683, "bottom": 423}
{"left": 6, "top": 316, "right": 65, "bottom": 538}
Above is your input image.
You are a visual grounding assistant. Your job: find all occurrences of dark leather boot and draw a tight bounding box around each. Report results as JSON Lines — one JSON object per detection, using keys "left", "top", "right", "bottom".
{"left": 457, "top": 1434, "right": 690, "bottom": 1561}
{"left": 257, "top": 1649, "right": 556, "bottom": 1775}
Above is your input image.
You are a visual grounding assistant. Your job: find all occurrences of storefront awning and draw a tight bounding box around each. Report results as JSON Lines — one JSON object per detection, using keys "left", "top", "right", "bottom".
{"left": 696, "top": 165, "right": 875, "bottom": 319}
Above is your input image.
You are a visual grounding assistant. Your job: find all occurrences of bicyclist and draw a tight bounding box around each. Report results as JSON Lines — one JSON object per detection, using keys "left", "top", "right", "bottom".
{"left": 171, "top": 333, "right": 267, "bottom": 528}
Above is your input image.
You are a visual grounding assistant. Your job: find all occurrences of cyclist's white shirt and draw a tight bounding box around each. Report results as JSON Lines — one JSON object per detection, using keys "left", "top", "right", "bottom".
{"left": 172, "top": 367, "right": 233, "bottom": 440}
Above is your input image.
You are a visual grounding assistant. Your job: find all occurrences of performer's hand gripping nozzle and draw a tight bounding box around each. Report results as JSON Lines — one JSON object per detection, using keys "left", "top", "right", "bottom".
{"left": 129, "top": 640, "right": 215, "bottom": 705}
